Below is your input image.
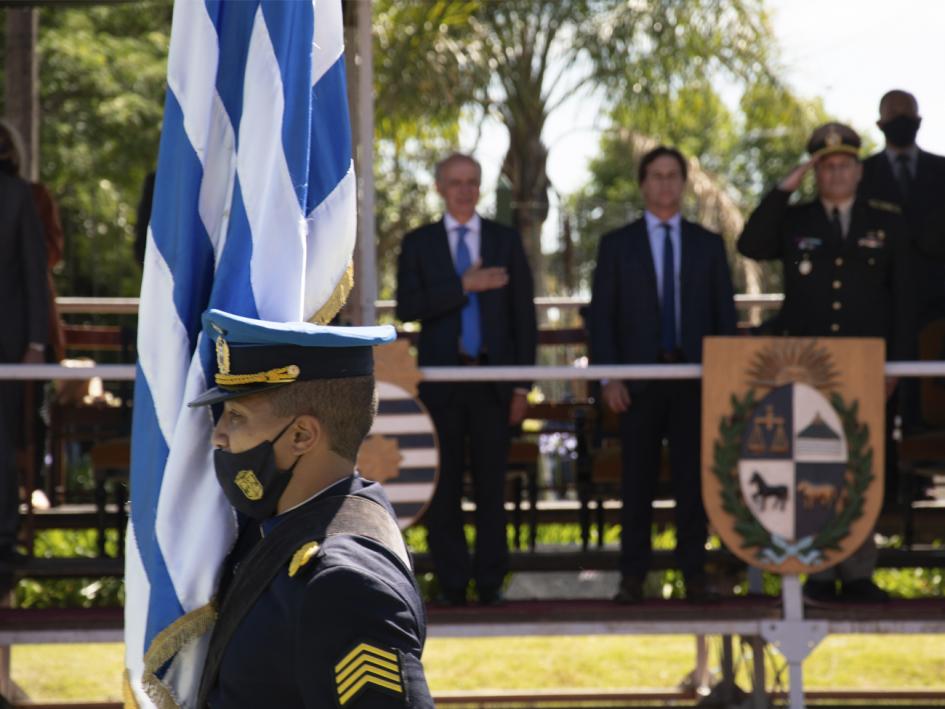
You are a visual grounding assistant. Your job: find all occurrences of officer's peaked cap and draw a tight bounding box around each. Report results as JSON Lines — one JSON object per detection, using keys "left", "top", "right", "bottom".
{"left": 187, "top": 309, "right": 396, "bottom": 408}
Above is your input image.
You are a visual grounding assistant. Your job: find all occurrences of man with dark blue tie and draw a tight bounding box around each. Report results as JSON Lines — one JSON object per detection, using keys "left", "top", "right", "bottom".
{"left": 590, "top": 146, "right": 737, "bottom": 603}
{"left": 396, "top": 153, "right": 536, "bottom": 605}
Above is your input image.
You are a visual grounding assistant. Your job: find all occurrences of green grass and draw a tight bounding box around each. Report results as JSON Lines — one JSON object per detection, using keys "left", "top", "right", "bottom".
{"left": 12, "top": 644, "right": 126, "bottom": 701}
{"left": 10, "top": 526, "right": 943, "bottom": 701}
{"left": 11, "top": 636, "right": 945, "bottom": 701}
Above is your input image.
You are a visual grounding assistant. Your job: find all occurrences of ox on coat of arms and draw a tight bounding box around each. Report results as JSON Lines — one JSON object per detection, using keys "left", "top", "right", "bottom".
{"left": 702, "top": 338, "right": 885, "bottom": 574}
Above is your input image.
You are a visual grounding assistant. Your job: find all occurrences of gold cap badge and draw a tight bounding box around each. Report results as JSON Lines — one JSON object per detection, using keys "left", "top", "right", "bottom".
{"left": 234, "top": 470, "right": 264, "bottom": 501}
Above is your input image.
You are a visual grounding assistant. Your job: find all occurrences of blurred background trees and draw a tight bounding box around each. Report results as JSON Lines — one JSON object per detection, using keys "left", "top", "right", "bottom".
{"left": 2, "top": 1, "right": 859, "bottom": 300}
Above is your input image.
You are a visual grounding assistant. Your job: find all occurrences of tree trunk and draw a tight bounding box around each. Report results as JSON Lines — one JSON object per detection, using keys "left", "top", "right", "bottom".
{"left": 501, "top": 129, "right": 549, "bottom": 296}
{"left": 5, "top": 8, "right": 38, "bottom": 181}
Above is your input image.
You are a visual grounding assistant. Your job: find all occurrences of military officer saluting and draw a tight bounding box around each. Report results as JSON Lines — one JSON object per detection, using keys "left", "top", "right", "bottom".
{"left": 738, "top": 122, "right": 915, "bottom": 360}
{"left": 188, "top": 309, "right": 433, "bottom": 707}
{"left": 738, "top": 122, "right": 915, "bottom": 603}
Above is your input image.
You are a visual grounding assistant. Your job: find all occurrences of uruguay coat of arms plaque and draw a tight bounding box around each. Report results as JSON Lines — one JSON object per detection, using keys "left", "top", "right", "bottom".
{"left": 702, "top": 337, "right": 885, "bottom": 574}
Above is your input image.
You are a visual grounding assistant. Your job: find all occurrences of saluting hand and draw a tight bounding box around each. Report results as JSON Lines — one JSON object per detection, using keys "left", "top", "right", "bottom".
{"left": 602, "top": 381, "right": 631, "bottom": 414}
{"left": 462, "top": 261, "right": 509, "bottom": 293}
{"left": 778, "top": 159, "right": 815, "bottom": 193}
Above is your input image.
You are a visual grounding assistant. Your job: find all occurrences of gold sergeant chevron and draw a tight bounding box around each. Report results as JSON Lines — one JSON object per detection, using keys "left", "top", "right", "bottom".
{"left": 334, "top": 642, "right": 404, "bottom": 705}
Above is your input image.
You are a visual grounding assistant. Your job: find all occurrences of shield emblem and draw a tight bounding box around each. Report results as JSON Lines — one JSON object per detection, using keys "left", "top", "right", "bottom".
{"left": 737, "top": 382, "right": 847, "bottom": 543}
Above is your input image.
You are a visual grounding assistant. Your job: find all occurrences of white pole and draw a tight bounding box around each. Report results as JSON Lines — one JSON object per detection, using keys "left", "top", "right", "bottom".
{"left": 781, "top": 575, "right": 806, "bottom": 709}
{"left": 356, "top": 0, "right": 377, "bottom": 325}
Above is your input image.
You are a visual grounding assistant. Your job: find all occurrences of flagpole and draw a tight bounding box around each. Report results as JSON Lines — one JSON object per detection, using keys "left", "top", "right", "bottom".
{"left": 355, "top": 0, "right": 377, "bottom": 326}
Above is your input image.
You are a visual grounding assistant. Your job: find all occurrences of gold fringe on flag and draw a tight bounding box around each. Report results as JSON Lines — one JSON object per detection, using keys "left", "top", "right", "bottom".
{"left": 310, "top": 261, "right": 354, "bottom": 325}
{"left": 141, "top": 602, "right": 219, "bottom": 708}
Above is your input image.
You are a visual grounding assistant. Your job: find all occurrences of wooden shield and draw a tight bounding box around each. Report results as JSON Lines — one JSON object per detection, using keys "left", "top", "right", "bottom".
{"left": 358, "top": 341, "right": 438, "bottom": 530}
{"left": 701, "top": 337, "right": 885, "bottom": 574}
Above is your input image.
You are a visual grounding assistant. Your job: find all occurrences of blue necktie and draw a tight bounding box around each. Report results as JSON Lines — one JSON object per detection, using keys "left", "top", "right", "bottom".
{"left": 454, "top": 225, "right": 481, "bottom": 357}
{"left": 660, "top": 223, "right": 677, "bottom": 353}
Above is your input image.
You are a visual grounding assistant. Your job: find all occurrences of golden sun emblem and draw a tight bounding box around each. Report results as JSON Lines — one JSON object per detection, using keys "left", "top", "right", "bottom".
{"left": 746, "top": 340, "right": 839, "bottom": 393}
{"left": 216, "top": 336, "right": 231, "bottom": 375}
{"left": 824, "top": 127, "right": 842, "bottom": 148}
{"left": 356, "top": 435, "right": 403, "bottom": 484}
{"left": 234, "top": 470, "right": 264, "bottom": 500}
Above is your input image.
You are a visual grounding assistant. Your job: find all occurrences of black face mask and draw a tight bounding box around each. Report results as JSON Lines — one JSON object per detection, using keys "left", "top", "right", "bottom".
{"left": 214, "top": 418, "right": 300, "bottom": 521}
{"left": 880, "top": 115, "right": 920, "bottom": 148}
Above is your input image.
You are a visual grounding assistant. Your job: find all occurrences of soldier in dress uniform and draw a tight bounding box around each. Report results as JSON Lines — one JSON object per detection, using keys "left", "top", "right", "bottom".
{"left": 738, "top": 122, "right": 915, "bottom": 603}
{"left": 187, "top": 309, "right": 433, "bottom": 708}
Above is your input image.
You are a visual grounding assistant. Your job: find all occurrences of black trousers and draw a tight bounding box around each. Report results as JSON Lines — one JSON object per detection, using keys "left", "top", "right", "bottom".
{"left": 0, "top": 381, "right": 23, "bottom": 550}
{"left": 424, "top": 382, "right": 510, "bottom": 594}
{"left": 618, "top": 380, "right": 706, "bottom": 580}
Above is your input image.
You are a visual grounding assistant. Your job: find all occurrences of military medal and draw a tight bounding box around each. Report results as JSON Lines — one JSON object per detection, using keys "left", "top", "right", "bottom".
{"left": 799, "top": 258, "right": 812, "bottom": 276}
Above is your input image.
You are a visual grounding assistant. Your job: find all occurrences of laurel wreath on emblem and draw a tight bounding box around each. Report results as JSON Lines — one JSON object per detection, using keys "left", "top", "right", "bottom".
{"left": 712, "top": 388, "right": 873, "bottom": 561}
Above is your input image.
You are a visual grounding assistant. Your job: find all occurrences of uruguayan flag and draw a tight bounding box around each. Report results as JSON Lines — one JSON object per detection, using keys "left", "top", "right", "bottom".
{"left": 124, "top": 1, "right": 355, "bottom": 705}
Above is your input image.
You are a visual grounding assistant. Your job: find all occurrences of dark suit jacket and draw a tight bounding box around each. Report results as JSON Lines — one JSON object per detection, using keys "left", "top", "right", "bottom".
{"left": 396, "top": 217, "right": 537, "bottom": 406}
{"left": 589, "top": 218, "right": 737, "bottom": 383}
{"left": 859, "top": 149, "right": 945, "bottom": 231}
{"left": 0, "top": 172, "right": 48, "bottom": 362}
{"left": 859, "top": 148, "right": 945, "bottom": 322}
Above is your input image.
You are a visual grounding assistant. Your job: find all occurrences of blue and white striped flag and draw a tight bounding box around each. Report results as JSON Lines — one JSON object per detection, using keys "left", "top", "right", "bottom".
{"left": 125, "top": 1, "right": 355, "bottom": 705}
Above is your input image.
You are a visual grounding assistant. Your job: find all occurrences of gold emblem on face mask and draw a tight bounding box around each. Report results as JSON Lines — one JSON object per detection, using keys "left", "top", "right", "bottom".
{"left": 216, "top": 336, "right": 231, "bottom": 375}
{"left": 235, "top": 470, "right": 264, "bottom": 500}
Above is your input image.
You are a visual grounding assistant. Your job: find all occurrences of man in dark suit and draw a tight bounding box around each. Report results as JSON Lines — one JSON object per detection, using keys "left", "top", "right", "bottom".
{"left": 396, "top": 153, "right": 536, "bottom": 606}
{"left": 738, "top": 123, "right": 914, "bottom": 603}
{"left": 859, "top": 90, "right": 945, "bottom": 326}
{"left": 0, "top": 166, "right": 48, "bottom": 565}
{"left": 859, "top": 91, "right": 945, "bottom": 452}
{"left": 590, "top": 146, "right": 737, "bottom": 603}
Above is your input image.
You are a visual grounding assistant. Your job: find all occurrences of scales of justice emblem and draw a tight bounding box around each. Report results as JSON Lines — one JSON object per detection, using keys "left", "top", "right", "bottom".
{"left": 711, "top": 341, "right": 876, "bottom": 571}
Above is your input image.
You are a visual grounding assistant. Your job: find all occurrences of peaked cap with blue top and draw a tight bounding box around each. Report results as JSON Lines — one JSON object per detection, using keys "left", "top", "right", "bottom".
{"left": 187, "top": 309, "right": 396, "bottom": 408}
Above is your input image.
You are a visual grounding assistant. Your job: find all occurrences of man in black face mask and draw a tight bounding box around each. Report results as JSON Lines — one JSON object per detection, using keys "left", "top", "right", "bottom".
{"left": 860, "top": 90, "right": 945, "bottom": 326}
{"left": 188, "top": 309, "right": 433, "bottom": 708}
{"left": 859, "top": 91, "right": 945, "bottom": 511}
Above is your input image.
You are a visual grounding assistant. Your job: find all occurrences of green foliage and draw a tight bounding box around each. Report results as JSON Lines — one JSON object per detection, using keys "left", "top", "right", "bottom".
{"left": 373, "top": 0, "right": 480, "bottom": 138}
{"left": 373, "top": 0, "right": 783, "bottom": 296}
{"left": 9, "top": 524, "right": 943, "bottom": 611}
{"left": 37, "top": 4, "right": 171, "bottom": 298}
{"left": 564, "top": 75, "right": 833, "bottom": 295}
{"left": 372, "top": 0, "right": 479, "bottom": 299}
{"left": 15, "top": 530, "right": 124, "bottom": 608}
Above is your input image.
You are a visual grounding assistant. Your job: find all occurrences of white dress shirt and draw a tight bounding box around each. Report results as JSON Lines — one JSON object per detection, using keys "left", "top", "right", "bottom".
{"left": 820, "top": 196, "right": 855, "bottom": 238}
{"left": 885, "top": 144, "right": 919, "bottom": 179}
{"left": 644, "top": 210, "right": 682, "bottom": 342}
{"left": 444, "top": 212, "right": 482, "bottom": 267}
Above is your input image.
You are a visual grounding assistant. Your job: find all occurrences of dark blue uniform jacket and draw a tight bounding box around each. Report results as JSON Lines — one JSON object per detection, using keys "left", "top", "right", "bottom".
{"left": 208, "top": 474, "right": 433, "bottom": 708}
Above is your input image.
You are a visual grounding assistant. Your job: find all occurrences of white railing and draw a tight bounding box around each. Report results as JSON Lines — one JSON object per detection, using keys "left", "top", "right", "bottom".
{"left": 376, "top": 293, "right": 782, "bottom": 315}
{"left": 2, "top": 361, "right": 943, "bottom": 382}
{"left": 56, "top": 294, "right": 785, "bottom": 317}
